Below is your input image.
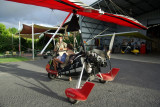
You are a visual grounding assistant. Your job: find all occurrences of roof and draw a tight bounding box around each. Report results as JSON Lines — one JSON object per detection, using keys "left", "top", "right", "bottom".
{"left": 20, "top": 24, "right": 65, "bottom": 34}
{"left": 91, "top": 0, "right": 160, "bottom": 17}
{"left": 18, "top": 24, "right": 65, "bottom": 39}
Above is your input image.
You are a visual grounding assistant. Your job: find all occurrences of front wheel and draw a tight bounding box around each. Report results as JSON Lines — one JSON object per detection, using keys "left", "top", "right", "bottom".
{"left": 48, "top": 73, "right": 56, "bottom": 79}
{"left": 43, "top": 54, "right": 48, "bottom": 59}
{"left": 98, "top": 79, "right": 106, "bottom": 83}
{"left": 68, "top": 97, "right": 79, "bottom": 104}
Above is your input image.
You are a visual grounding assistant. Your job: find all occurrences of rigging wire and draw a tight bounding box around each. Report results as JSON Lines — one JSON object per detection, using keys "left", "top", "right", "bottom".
{"left": 47, "top": 9, "right": 54, "bottom": 24}
{"left": 98, "top": 2, "right": 101, "bottom": 10}
{"left": 52, "top": 9, "right": 69, "bottom": 27}
{"left": 109, "top": 0, "right": 129, "bottom": 16}
{"left": 109, "top": 0, "right": 122, "bottom": 15}
{"left": 109, "top": 0, "right": 118, "bottom": 14}
{"left": 86, "top": 27, "right": 109, "bottom": 43}
{"left": 104, "top": 0, "right": 112, "bottom": 13}
{"left": 111, "top": 1, "right": 125, "bottom": 14}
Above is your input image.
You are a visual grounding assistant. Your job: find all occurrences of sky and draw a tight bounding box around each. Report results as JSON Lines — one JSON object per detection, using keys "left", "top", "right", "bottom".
{"left": 0, "top": 0, "right": 97, "bottom": 29}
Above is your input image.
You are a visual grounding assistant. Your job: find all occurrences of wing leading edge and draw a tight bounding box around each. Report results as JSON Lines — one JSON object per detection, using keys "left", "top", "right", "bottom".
{"left": 7, "top": 0, "right": 147, "bottom": 30}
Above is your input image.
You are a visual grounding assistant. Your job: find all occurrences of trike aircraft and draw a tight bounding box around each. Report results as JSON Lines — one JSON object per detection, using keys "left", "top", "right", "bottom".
{"left": 7, "top": 0, "right": 147, "bottom": 104}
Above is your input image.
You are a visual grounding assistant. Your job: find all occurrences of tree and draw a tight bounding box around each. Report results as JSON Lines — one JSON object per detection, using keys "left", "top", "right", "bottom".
{"left": 8, "top": 27, "right": 18, "bottom": 34}
{"left": 0, "top": 23, "right": 6, "bottom": 34}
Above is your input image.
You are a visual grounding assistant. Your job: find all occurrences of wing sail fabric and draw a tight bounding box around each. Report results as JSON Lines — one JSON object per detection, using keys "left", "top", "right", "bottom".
{"left": 7, "top": 0, "right": 147, "bottom": 30}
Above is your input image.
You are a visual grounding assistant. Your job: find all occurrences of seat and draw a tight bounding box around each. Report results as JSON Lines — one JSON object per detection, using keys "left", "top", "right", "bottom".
{"left": 60, "top": 51, "right": 82, "bottom": 68}
{"left": 65, "top": 82, "right": 95, "bottom": 101}
{"left": 5, "top": 51, "right": 11, "bottom": 56}
{"left": 12, "top": 52, "right": 17, "bottom": 56}
{"left": 46, "top": 64, "right": 58, "bottom": 75}
{"left": 97, "top": 68, "right": 120, "bottom": 81}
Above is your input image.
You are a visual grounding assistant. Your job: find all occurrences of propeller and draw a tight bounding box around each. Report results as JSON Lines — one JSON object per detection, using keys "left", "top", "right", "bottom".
{"left": 107, "top": 33, "right": 116, "bottom": 59}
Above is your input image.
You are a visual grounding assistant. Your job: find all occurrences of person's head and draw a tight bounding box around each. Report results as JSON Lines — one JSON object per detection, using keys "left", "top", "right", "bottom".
{"left": 131, "top": 39, "right": 134, "bottom": 42}
{"left": 59, "top": 36, "right": 63, "bottom": 42}
{"left": 67, "top": 44, "right": 73, "bottom": 50}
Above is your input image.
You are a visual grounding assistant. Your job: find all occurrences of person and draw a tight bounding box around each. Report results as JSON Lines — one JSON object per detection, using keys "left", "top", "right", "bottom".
{"left": 54, "top": 35, "right": 67, "bottom": 56}
{"left": 103, "top": 45, "right": 107, "bottom": 52}
{"left": 53, "top": 44, "right": 75, "bottom": 81}
{"left": 121, "top": 39, "right": 128, "bottom": 52}
{"left": 130, "top": 39, "right": 135, "bottom": 50}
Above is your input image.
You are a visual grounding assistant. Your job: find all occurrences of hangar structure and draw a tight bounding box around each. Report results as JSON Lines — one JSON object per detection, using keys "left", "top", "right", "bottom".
{"left": 79, "top": 0, "right": 160, "bottom": 53}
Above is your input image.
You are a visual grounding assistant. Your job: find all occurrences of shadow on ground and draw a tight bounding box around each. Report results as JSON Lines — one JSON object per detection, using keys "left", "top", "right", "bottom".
{"left": 0, "top": 62, "right": 69, "bottom": 103}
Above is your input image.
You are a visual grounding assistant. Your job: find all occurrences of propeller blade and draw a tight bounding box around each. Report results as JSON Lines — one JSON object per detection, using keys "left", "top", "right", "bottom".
{"left": 107, "top": 33, "right": 116, "bottom": 59}
{"left": 109, "top": 33, "right": 116, "bottom": 51}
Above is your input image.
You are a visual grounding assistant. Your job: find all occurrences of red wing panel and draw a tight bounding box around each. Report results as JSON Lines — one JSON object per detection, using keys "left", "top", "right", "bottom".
{"left": 7, "top": 0, "right": 147, "bottom": 30}
{"left": 77, "top": 11, "right": 147, "bottom": 30}
{"left": 7, "top": 0, "right": 82, "bottom": 12}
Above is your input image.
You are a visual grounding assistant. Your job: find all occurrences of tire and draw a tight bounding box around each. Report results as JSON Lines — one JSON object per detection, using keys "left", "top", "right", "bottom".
{"left": 48, "top": 73, "right": 56, "bottom": 79}
{"left": 68, "top": 97, "right": 79, "bottom": 104}
{"left": 43, "top": 55, "right": 48, "bottom": 59}
{"left": 99, "top": 79, "right": 106, "bottom": 83}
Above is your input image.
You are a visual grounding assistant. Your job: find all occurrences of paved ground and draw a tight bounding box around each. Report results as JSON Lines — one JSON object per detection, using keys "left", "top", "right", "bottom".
{"left": 111, "top": 53, "right": 160, "bottom": 64}
{"left": 0, "top": 55, "right": 160, "bottom": 107}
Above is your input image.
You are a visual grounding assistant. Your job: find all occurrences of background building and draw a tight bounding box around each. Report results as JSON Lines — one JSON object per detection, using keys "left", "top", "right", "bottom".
{"left": 80, "top": 0, "right": 160, "bottom": 53}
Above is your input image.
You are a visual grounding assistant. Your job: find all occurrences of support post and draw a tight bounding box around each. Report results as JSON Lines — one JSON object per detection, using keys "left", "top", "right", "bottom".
{"left": 19, "top": 21, "right": 21, "bottom": 56}
{"left": 40, "top": 12, "right": 72, "bottom": 54}
{"left": 73, "top": 32, "right": 76, "bottom": 52}
{"left": 79, "top": 16, "right": 86, "bottom": 52}
{"left": 32, "top": 23, "right": 35, "bottom": 60}
{"left": 76, "top": 63, "right": 85, "bottom": 88}
{"left": 12, "top": 34, "right": 13, "bottom": 54}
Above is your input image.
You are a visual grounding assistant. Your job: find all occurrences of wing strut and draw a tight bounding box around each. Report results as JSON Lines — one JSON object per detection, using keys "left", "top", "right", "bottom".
{"left": 40, "top": 12, "right": 72, "bottom": 54}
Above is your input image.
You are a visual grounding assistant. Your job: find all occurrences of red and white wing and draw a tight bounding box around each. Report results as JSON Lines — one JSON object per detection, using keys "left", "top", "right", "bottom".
{"left": 7, "top": 0, "right": 147, "bottom": 30}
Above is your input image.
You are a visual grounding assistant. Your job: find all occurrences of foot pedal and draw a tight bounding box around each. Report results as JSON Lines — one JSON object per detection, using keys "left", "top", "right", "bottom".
{"left": 65, "top": 82, "right": 95, "bottom": 101}
{"left": 97, "top": 68, "right": 120, "bottom": 81}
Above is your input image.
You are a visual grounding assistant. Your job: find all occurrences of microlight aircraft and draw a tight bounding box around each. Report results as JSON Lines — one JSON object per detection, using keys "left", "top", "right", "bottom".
{"left": 7, "top": 0, "right": 147, "bottom": 104}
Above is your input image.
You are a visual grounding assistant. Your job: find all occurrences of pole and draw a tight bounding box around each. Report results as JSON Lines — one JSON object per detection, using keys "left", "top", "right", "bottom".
{"left": 40, "top": 12, "right": 72, "bottom": 54}
{"left": 12, "top": 34, "right": 13, "bottom": 54}
{"left": 76, "top": 63, "right": 85, "bottom": 88}
{"left": 73, "top": 32, "right": 76, "bottom": 52}
{"left": 32, "top": 23, "right": 35, "bottom": 60}
{"left": 19, "top": 21, "right": 21, "bottom": 56}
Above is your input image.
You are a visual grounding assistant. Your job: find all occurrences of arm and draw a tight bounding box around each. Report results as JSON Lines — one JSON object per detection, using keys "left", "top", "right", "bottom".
{"left": 54, "top": 43, "right": 58, "bottom": 52}
{"left": 59, "top": 42, "right": 67, "bottom": 51}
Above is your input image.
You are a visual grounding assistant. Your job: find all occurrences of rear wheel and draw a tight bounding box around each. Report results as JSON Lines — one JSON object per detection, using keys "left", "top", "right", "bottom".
{"left": 48, "top": 73, "right": 56, "bottom": 79}
{"left": 68, "top": 97, "right": 79, "bottom": 104}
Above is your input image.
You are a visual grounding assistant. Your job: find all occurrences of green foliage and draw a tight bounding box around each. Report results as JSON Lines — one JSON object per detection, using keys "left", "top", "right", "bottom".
{"left": 0, "top": 57, "right": 29, "bottom": 63}
{"left": 36, "top": 35, "right": 54, "bottom": 51}
{"left": 0, "top": 23, "right": 82, "bottom": 53}
{"left": 63, "top": 34, "right": 81, "bottom": 51}
{"left": 0, "top": 23, "right": 6, "bottom": 34}
{"left": 63, "top": 36, "right": 74, "bottom": 44}
{"left": 35, "top": 34, "right": 81, "bottom": 52}
{"left": 8, "top": 27, "right": 18, "bottom": 34}
{"left": 63, "top": 34, "right": 81, "bottom": 45}
{"left": 0, "top": 23, "right": 31, "bottom": 53}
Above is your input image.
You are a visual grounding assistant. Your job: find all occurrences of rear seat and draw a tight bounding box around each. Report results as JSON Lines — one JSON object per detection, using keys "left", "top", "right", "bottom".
{"left": 60, "top": 51, "right": 83, "bottom": 68}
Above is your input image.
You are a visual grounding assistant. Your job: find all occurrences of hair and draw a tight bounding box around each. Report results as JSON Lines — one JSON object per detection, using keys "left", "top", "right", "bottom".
{"left": 67, "top": 44, "right": 73, "bottom": 50}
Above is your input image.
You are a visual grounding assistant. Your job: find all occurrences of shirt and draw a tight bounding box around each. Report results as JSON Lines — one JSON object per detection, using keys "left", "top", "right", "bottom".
{"left": 55, "top": 42, "right": 67, "bottom": 56}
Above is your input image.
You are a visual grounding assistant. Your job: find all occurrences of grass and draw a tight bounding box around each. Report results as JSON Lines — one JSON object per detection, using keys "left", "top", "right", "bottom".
{"left": 0, "top": 57, "right": 30, "bottom": 63}
{"left": 0, "top": 53, "right": 3, "bottom": 56}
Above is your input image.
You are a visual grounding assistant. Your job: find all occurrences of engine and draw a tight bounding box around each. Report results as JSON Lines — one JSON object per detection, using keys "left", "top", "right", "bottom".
{"left": 85, "top": 49, "right": 108, "bottom": 74}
